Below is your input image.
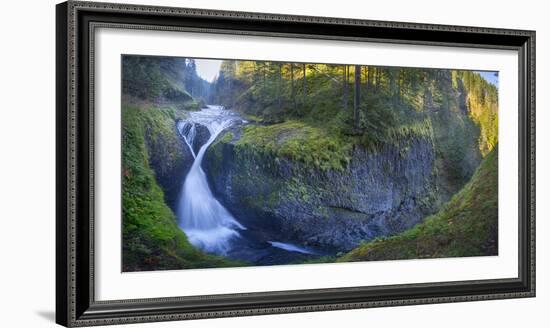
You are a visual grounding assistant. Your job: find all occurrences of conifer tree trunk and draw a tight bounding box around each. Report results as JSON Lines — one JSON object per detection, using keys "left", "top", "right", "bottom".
{"left": 263, "top": 62, "right": 267, "bottom": 90}
{"left": 367, "top": 66, "right": 372, "bottom": 89}
{"left": 343, "top": 65, "right": 348, "bottom": 111}
{"left": 390, "top": 70, "right": 396, "bottom": 97}
{"left": 397, "top": 69, "right": 405, "bottom": 104}
{"left": 290, "top": 63, "right": 296, "bottom": 113}
{"left": 302, "top": 63, "right": 307, "bottom": 107}
{"left": 423, "top": 72, "right": 432, "bottom": 109}
{"left": 266, "top": 62, "right": 267, "bottom": 103}
{"left": 354, "top": 65, "right": 361, "bottom": 128}
{"left": 278, "top": 63, "right": 282, "bottom": 110}
{"left": 228, "top": 62, "right": 235, "bottom": 108}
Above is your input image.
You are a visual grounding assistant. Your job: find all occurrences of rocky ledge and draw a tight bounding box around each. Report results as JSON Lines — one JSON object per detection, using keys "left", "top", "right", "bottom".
{"left": 204, "top": 124, "right": 439, "bottom": 252}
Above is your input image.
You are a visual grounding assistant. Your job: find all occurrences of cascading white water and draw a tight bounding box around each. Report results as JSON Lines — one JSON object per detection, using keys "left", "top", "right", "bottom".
{"left": 178, "top": 122, "right": 197, "bottom": 158}
{"left": 267, "top": 241, "right": 316, "bottom": 255}
{"left": 176, "top": 105, "right": 245, "bottom": 255}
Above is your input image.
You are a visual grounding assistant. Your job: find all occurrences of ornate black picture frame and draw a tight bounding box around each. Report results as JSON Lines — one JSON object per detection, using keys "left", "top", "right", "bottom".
{"left": 56, "top": 1, "right": 535, "bottom": 326}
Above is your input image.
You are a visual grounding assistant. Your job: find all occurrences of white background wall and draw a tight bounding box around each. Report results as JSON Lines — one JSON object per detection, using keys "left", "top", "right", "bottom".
{"left": 0, "top": 0, "right": 545, "bottom": 327}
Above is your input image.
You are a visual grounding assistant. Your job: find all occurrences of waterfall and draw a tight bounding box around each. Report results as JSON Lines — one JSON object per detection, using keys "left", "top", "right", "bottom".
{"left": 178, "top": 122, "right": 197, "bottom": 158}
{"left": 176, "top": 105, "right": 245, "bottom": 255}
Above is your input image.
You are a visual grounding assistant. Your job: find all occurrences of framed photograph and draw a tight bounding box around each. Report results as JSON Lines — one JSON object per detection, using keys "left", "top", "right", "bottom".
{"left": 56, "top": 1, "right": 535, "bottom": 326}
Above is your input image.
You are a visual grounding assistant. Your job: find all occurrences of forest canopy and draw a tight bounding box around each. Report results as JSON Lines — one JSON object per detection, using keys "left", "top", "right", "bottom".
{"left": 210, "top": 60, "right": 498, "bottom": 155}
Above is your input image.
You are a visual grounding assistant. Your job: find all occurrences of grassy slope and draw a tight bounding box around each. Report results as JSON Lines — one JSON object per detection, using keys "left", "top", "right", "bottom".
{"left": 122, "top": 103, "right": 242, "bottom": 271}
{"left": 338, "top": 147, "right": 498, "bottom": 262}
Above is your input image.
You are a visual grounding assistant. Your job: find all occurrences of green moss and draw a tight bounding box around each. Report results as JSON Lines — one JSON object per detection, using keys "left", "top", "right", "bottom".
{"left": 241, "top": 113, "right": 267, "bottom": 123}
{"left": 181, "top": 99, "right": 202, "bottom": 111}
{"left": 339, "top": 148, "right": 498, "bottom": 262}
{"left": 205, "top": 132, "right": 234, "bottom": 177}
{"left": 219, "top": 131, "right": 234, "bottom": 143}
{"left": 233, "top": 115, "right": 434, "bottom": 172}
{"left": 235, "top": 121, "right": 353, "bottom": 171}
{"left": 122, "top": 104, "right": 245, "bottom": 271}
